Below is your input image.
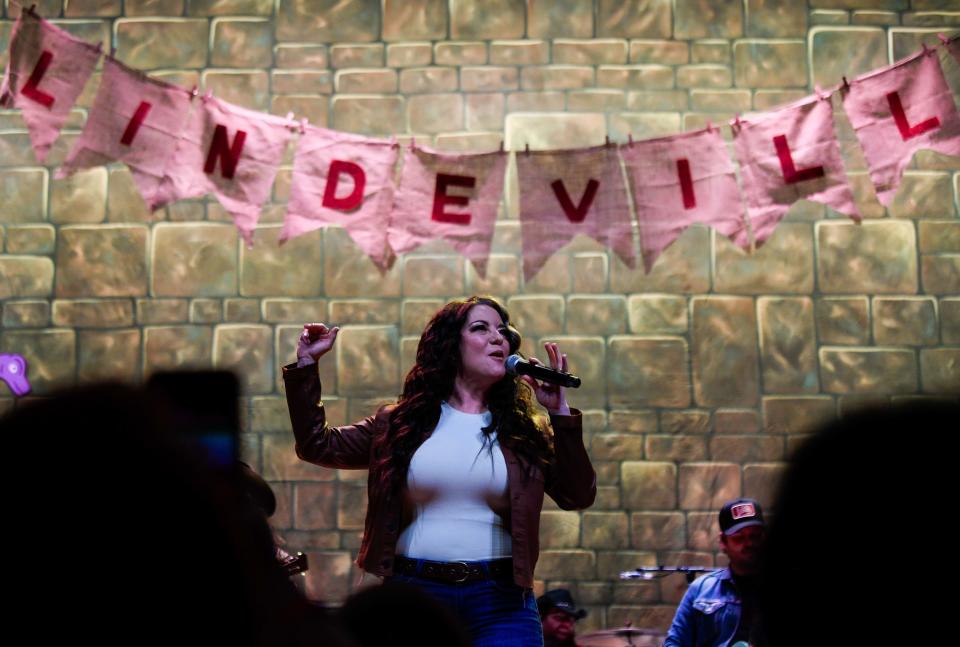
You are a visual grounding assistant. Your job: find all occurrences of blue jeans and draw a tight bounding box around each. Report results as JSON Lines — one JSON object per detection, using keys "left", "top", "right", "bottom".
{"left": 389, "top": 562, "right": 543, "bottom": 647}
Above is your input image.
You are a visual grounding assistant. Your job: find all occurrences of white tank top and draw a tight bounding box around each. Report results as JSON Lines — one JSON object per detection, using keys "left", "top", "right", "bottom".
{"left": 395, "top": 401, "right": 513, "bottom": 561}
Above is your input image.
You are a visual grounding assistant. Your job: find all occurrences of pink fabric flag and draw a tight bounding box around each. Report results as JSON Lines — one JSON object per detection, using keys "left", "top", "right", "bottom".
{"left": 517, "top": 145, "right": 635, "bottom": 281}
{"left": 151, "top": 95, "right": 293, "bottom": 245}
{"left": 621, "top": 127, "right": 745, "bottom": 273}
{"left": 733, "top": 96, "right": 859, "bottom": 248}
{"left": 282, "top": 126, "right": 398, "bottom": 271}
{"left": 0, "top": 8, "right": 101, "bottom": 162}
{"left": 389, "top": 145, "right": 507, "bottom": 278}
{"left": 57, "top": 56, "right": 194, "bottom": 207}
{"left": 842, "top": 48, "right": 960, "bottom": 206}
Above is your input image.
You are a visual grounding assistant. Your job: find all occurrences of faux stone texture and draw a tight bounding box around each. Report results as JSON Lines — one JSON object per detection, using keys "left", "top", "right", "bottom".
{"left": 506, "top": 296, "right": 564, "bottom": 337}
{"left": 450, "top": 0, "right": 525, "bottom": 40}
{"left": 733, "top": 40, "right": 806, "bottom": 88}
{"left": 435, "top": 41, "right": 487, "bottom": 65}
{"left": 382, "top": 0, "right": 446, "bottom": 41}
{"left": 674, "top": 0, "right": 744, "bottom": 39}
{"left": 400, "top": 67, "right": 458, "bottom": 94}
{"left": 1, "top": 301, "right": 50, "bottom": 328}
{"left": 607, "top": 337, "right": 691, "bottom": 408}
{"left": 611, "top": 226, "right": 711, "bottom": 294}
{"left": 745, "top": 0, "right": 808, "bottom": 37}
{"left": 763, "top": 395, "right": 835, "bottom": 434}
{"left": 598, "top": 65, "right": 674, "bottom": 89}
{"left": 921, "top": 255, "right": 960, "bottom": 295}
{"left": 521, "top": 66, "right": 595, "bottom": 91}
{"left": 715, "top": 223, "right": 815, "bottom": 294}
{"left": 758, "top": 297, "right": 819, "bottom": 393}
{"left": 50, "top": 168, "right": 107, "bottom": 224}
{"left": 77, "top": 329, "right": 140, "bottom": 382}
{"left": 271, "top": 70, "right": 333, "bottom": 94}
{"left": 742, "top": 463, "right": 786, "bottom": 509}
{"left": 627, "top": 295, "right": 688, "bottom": 334}
{"left": 490, "top": 40, "right": 549, "bottom": 65}
{"left": 943, "top": 299, "right": 960, "bottom": 344}
{"left": 919, "top": 221, "right": 960, "bottom": 254}
{"left": 621, "top": 462, "right": 676, "bottom": 510}
{"left": 816, "top": 297, "right": 870, "bottom": 345}
{"left": 277, "top": 0, "right": 379, "bottom": 42}
{"left": 809, "top": 27, "right": 887, "bottom": 88}
{"left": 336, "top": 326, "right": 399, "bottom": 396}
{"left": 691, "top": 297, "right": 761, "bottom": 407}
{"left": 539, "top": 510, "right": 581, "bottom": 549}
{"left": 274, "top": 44, "right": 329, "bottom": 69}
{"left": 645, "top": 435, "right": 709, "bottom": 461}
{"left": 677, "top": 65, "right": 733, "bottom": 88}
{"left": 52, "top": 299, "right": 133, "bottom": 327}
{"left": 152, "top": 224, "right": 238, "bottom": 297}
{"left": 873, "top": 297, "right": 938, "bottom": 346}
{"left": 106, "top": 168, "right": 153, "bottom": 223}
{"left": 920, "top": 348, "right": 960, "bottom": 393}
{"left": 387, "top": 43, "right": 432, "bottom": 68}
{"left": 240, "top": 226, "right": 323, "bottom": 297}
{"left": 566, "top": 296, "right": 627, "bottom": 336}
{"left": 5, "top": 225, "right": 55, "bottom": 255}
{"left": 331, "top": 96, "right": 404, "bottom": 135}
{"left": 335, "top": 69, "right": 398, "bottom": 94}
{"left": 630, "top": 512, "right": 685, "bottom": 550}
{"left": 0, "top": 329, "right": 76, "bottom": 395}
{"left": 211, "top": 18, "right": 273, "bottom": 68}
{"left": 323, "top": 228, "right": 401, "bottom": 297}
{"left": 201, "top": 70, "right": 270, "bottom": 111}
{"left": 115, "top": 19, "right": 208, "bottom": 69}
{"left": 582, "top": 511, "right": 629, "bottom": 549}
{"left": 402, "top": 255, "right": 465, "bottom": 296}
{"left": 142, "top": 325, "right": 214, "bottom": 374}
{"left": 679, "top": 463, "right": 741, "bottom": 510}
{"left": 213, "top": 324, "right": 273, "bottom": 394}
{"left": 817, "top": 221, "right": 918, "bottom": 294}
{"left": 820, "top": 347, "right": 918, "bottom": 394}
{"left": 888, "top": 173, "right": 955, "bottom": 219}
{"left": 554, "top": 39, "right": 628, "bottom": 65}
{"left": 0, "top": 169, "right": 47, "bottom": 223}
{"left": 55, "top": 225, "right": 148, "bottom": 297}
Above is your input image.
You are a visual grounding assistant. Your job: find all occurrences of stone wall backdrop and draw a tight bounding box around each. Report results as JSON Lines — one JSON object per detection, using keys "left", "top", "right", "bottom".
{"left": 1, "top": 0, "right": 959, "bottom": 631}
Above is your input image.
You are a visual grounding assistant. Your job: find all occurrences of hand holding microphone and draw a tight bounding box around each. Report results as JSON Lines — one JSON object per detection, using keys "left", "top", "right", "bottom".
{"left": 506, "top": 342, "right": 579, "bottom": 416}
{"left": 296, "top": 323, "right": 340, "bottom": 367}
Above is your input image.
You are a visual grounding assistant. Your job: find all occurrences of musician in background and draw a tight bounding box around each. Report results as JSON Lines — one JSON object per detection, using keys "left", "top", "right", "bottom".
{"left": 664, "top": 498, "right": 766, "bottom": 647}
{"left": 538, "top": 589, "right": 587, "bottom": 647}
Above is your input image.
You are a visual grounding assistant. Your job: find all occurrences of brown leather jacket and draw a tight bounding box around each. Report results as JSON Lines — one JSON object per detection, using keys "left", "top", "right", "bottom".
{"left": 283, "top": 362, "right": 597, "bottom": 588}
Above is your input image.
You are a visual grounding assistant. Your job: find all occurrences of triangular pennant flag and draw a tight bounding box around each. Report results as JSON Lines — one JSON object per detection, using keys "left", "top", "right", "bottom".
{"left": 57, "top": 56, "right": 194, "bottom": 208}
{"left": 733, "top": 96, "right": 859, "bottom": 248}
{"left": 517, "top": 145, "right": 635, "bottom": 281}
{"left": 389, "top": 146, "right": 507, "bottom": 278}
{"left": 621, "top": 127, "right": 745, "bottom": 273}
{"left": 842, "top": 48, "right": 960, "bottom": 206}
{"left": 150, "top": 95, "right": 293, "bottom": 245}
{"left": 282, "top": 126, "right": 398, "bottom": 271}
{"left": 0, "top": 7, "right": 101, "bottom": 162}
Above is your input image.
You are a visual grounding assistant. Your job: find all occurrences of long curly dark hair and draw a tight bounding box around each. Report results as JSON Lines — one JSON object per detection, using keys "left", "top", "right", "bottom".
{"left": 373, "top": 296, "right": 553, "bottom": 493}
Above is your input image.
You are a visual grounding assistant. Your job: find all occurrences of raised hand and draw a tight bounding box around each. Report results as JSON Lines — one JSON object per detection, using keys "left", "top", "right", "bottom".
{"left": 296, "top": 323, "right": 340, "bottom": 367}
{"left": 521, "top": 341, "right": 571, "bottom": 416}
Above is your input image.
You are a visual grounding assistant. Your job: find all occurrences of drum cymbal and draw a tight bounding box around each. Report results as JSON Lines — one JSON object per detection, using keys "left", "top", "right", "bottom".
{"left": 577, "top": 626, "right": 666, "bottom": 647}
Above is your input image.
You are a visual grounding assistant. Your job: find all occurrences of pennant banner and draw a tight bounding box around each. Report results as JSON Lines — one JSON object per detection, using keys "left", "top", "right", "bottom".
{"left": 621, "top": 127, "right": 745, "bottom": 272}
{"left": 0, "top": 8, "right": 100, "bottom": 162}
{"left": 734, "top": 96, "right": 859, "bottom": 248}
{"left": 842, "top": 49, "right": 960, "bottom": 206}
{"left": 151, "top": 95, "right": 293, "bottom": 245}
{"left": 282, "top": 126, "right": 399, "bottom": 271}
{"left": 517, "top": 145, "right": 635, "bottom": 281}
{"left": 57, "top": 56, "right": 194, "bottom": 207}
{"left": 389, "top": 146, "right": 507, "bottom": 278}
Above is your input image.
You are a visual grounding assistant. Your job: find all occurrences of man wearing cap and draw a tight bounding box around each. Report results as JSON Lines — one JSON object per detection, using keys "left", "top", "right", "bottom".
{"left": 537, "top": 589, "right": 587, "bottom": 647}
{"left": 664, "top": 498, "right": 766, "bottom": 647}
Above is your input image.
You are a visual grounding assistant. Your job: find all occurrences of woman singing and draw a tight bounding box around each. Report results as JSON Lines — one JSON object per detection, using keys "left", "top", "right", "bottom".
{"left": 283, "top": 296, "right": 596, "bottom": 646}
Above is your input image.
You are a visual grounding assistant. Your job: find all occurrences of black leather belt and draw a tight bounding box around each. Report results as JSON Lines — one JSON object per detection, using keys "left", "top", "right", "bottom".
{"left": 393, "top": 555, "right": 513, "bottom": 585}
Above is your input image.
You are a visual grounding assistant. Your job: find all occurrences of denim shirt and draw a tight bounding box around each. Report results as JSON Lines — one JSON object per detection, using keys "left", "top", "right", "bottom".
{"left": 664, "top": 568, "right": 743, "bottom": 647}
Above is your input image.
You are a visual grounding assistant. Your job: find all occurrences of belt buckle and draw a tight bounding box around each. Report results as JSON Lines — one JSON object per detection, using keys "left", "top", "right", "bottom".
{"left": 449, "top": 561, "right": 470, "bottom": 584}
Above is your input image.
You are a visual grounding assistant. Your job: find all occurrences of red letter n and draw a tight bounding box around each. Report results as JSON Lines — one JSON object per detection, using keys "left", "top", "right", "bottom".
{"left": 432, "top": 173, "right": 476, "bottom": 225}
{"left": 21, "top": 50, "right": 55, "bottom": 108}
{"left": 551, "top": 178, "right": 599, "bottom": 223}
{"left": 773, "top": 134, "right": 824, "bottom": 185}
{"left": 203, "top": 125, "right": 247, "bottom": 180}
{"left": 887, "top": 91, "right": 940, "bottom": 141}
{"left": 322, "top": 160, "right": 366, "bottom": 211}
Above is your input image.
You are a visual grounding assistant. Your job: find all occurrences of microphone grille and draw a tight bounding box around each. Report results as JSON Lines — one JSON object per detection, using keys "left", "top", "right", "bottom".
{"left": 504, "top": 354, "right": 522, "bottom": 374}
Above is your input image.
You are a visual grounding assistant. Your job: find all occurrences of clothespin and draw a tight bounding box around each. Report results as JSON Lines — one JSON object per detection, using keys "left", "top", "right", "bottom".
{"left": 28, "top": 4, "right": 37, "bottom": 15}
{"left": 842, "top": 76, "right": 850, "bottom": 92}
{"left": 605, "top": 134, "right": 611, "bottom": 147}
{"left": 627, "top": 133, "right": 634, "bottom": 147}
{"left": 937, "top": 33, "right": 950, "bottom": 46}
{"left": 815, "top": 84, "right": 829, "bottom": 101}
{"left": 300, "top": 118, "right": 308, "bottom": 135}
{"left": 732, "top": 113, "right": 742, "bottom": 130}
{"left": 409, "top": 136, "right": 416, "bottom": 150}
{"left": 922, "top": 42, "right": 932, "bottom": 56}
{"left": 524, "top": 142, "right": 530, "bottom": 155}
{"left": 189, "top": 85, "right": 199, "bottom": 99}
{"left": 706, "top": 120, "right": 714, "bottom": 133}
{"left": 499, "top": 140, "right": 504, "bottom": 153}
{"left": 110, "top": 47, "right": 117, "bottom": 58}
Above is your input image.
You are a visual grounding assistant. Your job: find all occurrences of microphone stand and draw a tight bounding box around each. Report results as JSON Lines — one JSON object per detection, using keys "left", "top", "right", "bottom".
{"left": 620, "top": 565, "right": 717, "bottom": 583}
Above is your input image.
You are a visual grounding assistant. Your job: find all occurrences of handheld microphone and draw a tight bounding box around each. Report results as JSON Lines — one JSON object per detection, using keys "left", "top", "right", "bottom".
{"left": 504, "top": 354, "right": 581, "bottom": 388}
